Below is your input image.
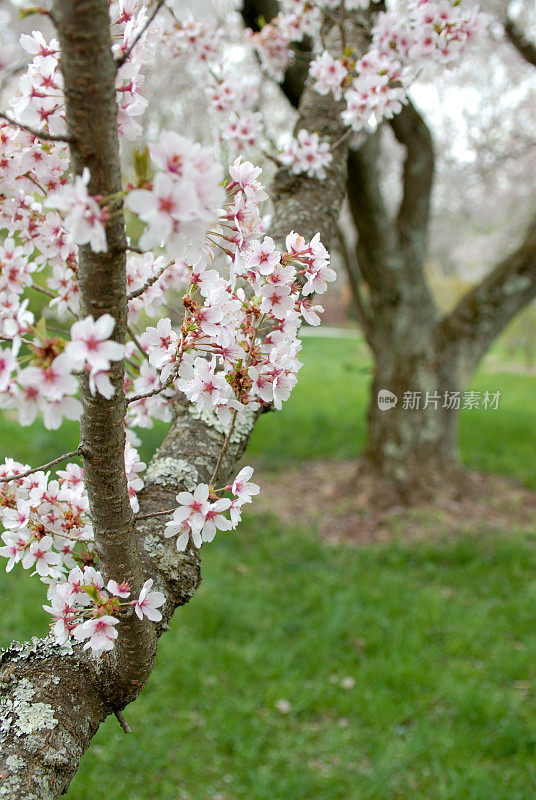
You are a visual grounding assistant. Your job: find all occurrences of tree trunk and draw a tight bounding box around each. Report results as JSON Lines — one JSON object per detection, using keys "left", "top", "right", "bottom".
{"left": 345, "top": 100, "right": 536, "bottom": 506}
{"left": 365, "top": 328, "right": 462, "bottom": 503}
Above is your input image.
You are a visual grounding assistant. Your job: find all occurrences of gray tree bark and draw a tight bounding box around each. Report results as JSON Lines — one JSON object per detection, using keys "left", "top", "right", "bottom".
{"left": 0, "top": 5, "right": 366, "bottom": 798}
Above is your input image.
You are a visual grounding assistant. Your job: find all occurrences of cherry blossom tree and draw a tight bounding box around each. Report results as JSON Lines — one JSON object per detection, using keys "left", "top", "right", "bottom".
{"left": 0, "top": 0, "right": 495, "bottom": 795}
{"left": 242, "top": 0, "right": 536, "bottom": 502}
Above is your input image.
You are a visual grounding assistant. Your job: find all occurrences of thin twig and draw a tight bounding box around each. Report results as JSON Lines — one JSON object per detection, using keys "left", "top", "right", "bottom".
{"left": 261, "top": 149, "right": 284, "bottom": 167}
{"left": 163, "top": 0, "right": 180, "bottom": 25}
{"left": 335, "top": 224, "right": 371, "bottom": 337}
{"left": 339, "top": 0, "right": 347, "bottom": 52}
{"left": 134, "top": 507, "right": 176, "bottom": 521}
{"left": 0, "top": 448, "right": 83, "bottom": 483}
{"left": 0, "top": 334, "right": 35, "bottom": 347}
{"left": 127, "top": 361, "right": 180, "bottom": 404}
{"left": 29, "top": 282, "right": 56, "bottom": 299}
{"left": 209, "top": 408, "right": 239, "bottom": 488}
{"left": 127, "top": 260, "right": 174, "bottom": 301}
{"left": 116, "top": 0, "right": 165, "bottom": 68}
{"left": 127, "top": 324, "right": 149, "bottom": 361}
{"left": 114, "top": 710, "right": 132, "bottom": 734}
{"left": 0, "top": 111, "right": 73, "bottom": 144}
{"left": 329, "top": 127, "right": 353, "bottom": 152}
{"left": 29, "top": 283, "right": 79, "bottom": 319}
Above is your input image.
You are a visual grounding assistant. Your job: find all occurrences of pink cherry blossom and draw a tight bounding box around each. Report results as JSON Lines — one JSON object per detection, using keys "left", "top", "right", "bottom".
{"left": 309, "top": 52, "right": 348, "bottom": 100}
{"left": 65, "top": 314, "right": 124, "bottom": 396}
{"left": 21, "top": 535, "right": 61, "bottom": 577}
{"left": 73, "top": 615, "right": 119, "bottom": 656}
{"left": 231, "top": 467, "right": 260, "bottom": 504}
{"left": 134, "top": 578, "right": 165, "bottom": 621}
{"left": 47, "top": 168, "right": 108, "bottom": 253}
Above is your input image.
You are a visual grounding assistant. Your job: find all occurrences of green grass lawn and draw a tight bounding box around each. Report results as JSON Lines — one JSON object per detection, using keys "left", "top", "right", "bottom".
{"left": 3, "top": 522, "right": 536, "bottom": 799}
{"left": 1, "top": 336, "right": 536, "bottom": 798}
{"left": 251, "top": 336, "right": 536, "bottom": 489}
{"left": 1, "top": 335, "right": 535, "bottom": 485}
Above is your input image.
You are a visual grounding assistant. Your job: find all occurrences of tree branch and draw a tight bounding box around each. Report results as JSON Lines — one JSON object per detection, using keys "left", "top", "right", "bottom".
{"left": 505, "top": 15, "right": 536, "bottom": 67}
{"left": 389, "top": 99, "right": 435, "bottom": 273}
{"left": 0, "top": 449, "right": 82, "bottom": 483}
{"left": 346, "top": 132, "right": 401, "bottom": 303}
{"left": 335, "top": 223, "right": 372, "bottom": 339}
{"left": 52, "top": 0, "right": 156, "bottom": 708}
{"left": 0, "top": 111, "right": 73, "bottom": 143}
{"left": 440, "top": 215, "right": 536, "bottom": 374}
{"left": 126, "top": 259, "right": 173, "bottom": 300}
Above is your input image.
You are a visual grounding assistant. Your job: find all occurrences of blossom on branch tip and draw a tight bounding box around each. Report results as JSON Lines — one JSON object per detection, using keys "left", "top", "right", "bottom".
{"left": 134, "top": 579, "right": 165, "bottom": 621}
{"left": 231, "top": 467, "right": 259, "bottom": 504}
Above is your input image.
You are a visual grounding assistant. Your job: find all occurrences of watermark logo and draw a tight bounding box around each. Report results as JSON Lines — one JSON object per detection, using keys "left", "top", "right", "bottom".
{"left": 377, "top": 389, "right": 502, "bottom": 411}
{"left": 377, "top": 389, "right": 398, "bottom": 411}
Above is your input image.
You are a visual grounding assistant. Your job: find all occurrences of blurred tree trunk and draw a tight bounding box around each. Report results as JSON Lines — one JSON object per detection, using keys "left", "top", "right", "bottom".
{"left": 346, "top": 103, "right": 536, "bottom": 501}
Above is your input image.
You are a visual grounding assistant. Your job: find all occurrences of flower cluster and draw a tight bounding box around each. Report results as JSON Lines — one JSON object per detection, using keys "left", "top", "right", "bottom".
{"left": 0, "top": 313, "right": 124, "bottom": 429}
{"left": 47, "top": 168, "right": 108, "bottom": 254}
{"left": 164, "top": 467, "right": 259, "bottom": 552}
{"left": 0, "top": 91, "right": 333, "bottom": 653}
{"left": 123, "top": 149, "right": 335, "bottom": 432}
{"left": 44, "top": 570, "right": 165, "bottom": 656}
{"left": 125, "top": 131, "right": 224, "bottom": 260}
{"left": 0, "top": 0, "right": 487, "bottom": 663}
{"left": 246, "top": 0, "right": 485, "bottom": 157}
{"left": 0, "top": 460, "right": 93, "bottom": 579}
{"left": 280, "top": 129, "right": 333, "bottom": 180}
{"left": 0, "top": 458, "right": 165, "bottom": 655}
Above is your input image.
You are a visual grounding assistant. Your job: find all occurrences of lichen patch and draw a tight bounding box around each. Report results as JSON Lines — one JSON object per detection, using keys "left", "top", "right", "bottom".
{"left": 1, "top": 678, "right": 58, "bottom": 737}
{"left": 145, "top": 456, "right": 199, "bottom": 490}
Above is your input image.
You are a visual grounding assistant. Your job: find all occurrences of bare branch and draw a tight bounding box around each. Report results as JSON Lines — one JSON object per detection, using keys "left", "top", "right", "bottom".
{"left": 0, "top": 448, "right": 83, "bottom": 483}
{"left": 114, "top": 710, "right": 132, "bottom": 733}
{"left": 346, "top": 132, "right": 400, "bottom": 300}
{"left": 127, "top": 357, "right": 181, "bottom": 403}
{"left": 335, "top": 223, "right": 372, "bottom": 338}
{"left": 127, "top": 324, "right": 149, "bottom": 360}
{"left": 29, "top": 282, "right": 56, "bottom": 299}
{"left": 134, "top": 507, "right": 176, "bottom": 521}
{"left": 389, "top": 100, "right": 435, "bottom": 271}
{"left": 126, "top": 259, "right": 174, "bottom": 301}
{"left": 0, "top": 334, "right": 35, "bottom": 346}
{"left": 440, "top": 216, "right": 536, "bottom": 374}
{"left": 0, "top": 111, "right": 73, "bottom": 143}
{"left": 115, "top": 0, "right": 165, "bottom": 68}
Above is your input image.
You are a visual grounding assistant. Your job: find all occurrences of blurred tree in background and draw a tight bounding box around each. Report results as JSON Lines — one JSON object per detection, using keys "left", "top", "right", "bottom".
{"left": 244, "top": 0, "right": 536, "bottom": 502}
